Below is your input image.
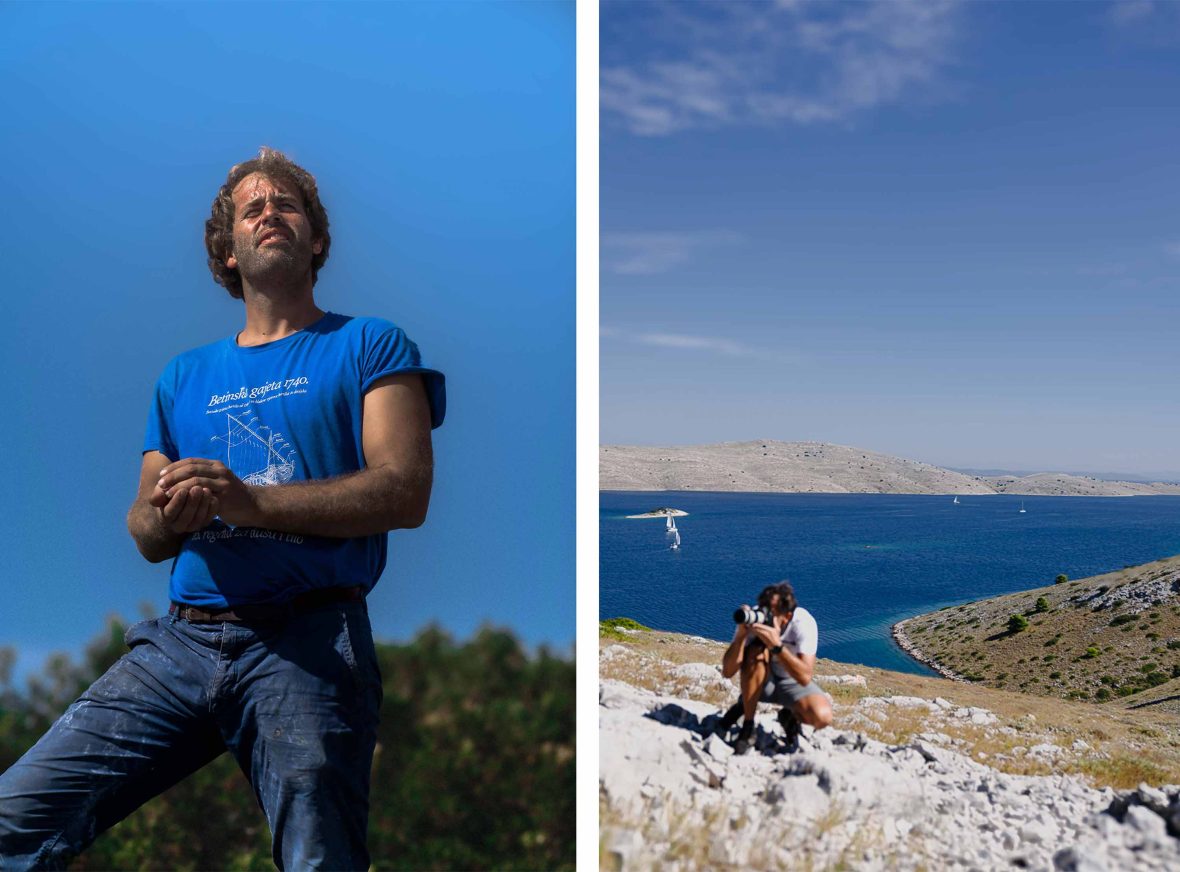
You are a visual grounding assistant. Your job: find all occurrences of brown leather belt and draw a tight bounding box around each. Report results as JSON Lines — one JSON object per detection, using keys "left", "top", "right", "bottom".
{"left": 169, "top": 586, "right": 365, "bottom": 623}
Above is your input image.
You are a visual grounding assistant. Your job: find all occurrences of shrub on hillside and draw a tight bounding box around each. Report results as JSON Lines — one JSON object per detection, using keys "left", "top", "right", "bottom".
{"left": 1007, "top": 614, "right": 1029, "bottom": 633}
{"left": 1, "top": 620, "right": 576, "bottom": 871}
{"left": 1055, "top": 574, "right": 1068, "bottom": 584}
{"left": 1034, "top": 597, "right": 1050, "bottom": 614}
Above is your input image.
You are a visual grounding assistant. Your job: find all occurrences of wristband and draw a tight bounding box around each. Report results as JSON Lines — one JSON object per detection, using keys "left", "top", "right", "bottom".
{"left": 771, "top": 644, "right": 784, "bottom": 656}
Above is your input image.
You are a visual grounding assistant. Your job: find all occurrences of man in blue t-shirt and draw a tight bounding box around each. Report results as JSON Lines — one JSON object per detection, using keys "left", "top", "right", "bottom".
{"left": 0, "top": 148, "right": 445, "bottom": 870}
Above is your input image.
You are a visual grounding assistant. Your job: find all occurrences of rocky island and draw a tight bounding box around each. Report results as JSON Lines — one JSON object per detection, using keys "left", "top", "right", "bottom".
{"left": 600, "top": 440, "right": 1180, "bottom": 496}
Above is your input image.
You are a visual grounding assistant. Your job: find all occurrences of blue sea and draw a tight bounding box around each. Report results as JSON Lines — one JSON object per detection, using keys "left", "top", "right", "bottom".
{"left": 600, "top": 492, "right": 1180, "bottom": 675}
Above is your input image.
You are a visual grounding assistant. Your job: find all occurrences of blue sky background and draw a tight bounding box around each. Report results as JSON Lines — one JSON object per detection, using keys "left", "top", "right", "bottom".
{"left": 0, "top": 2, "right": 573, "bottom": 687}
{"left": 601, "top": 0, "right": 1180, "bottom": 480}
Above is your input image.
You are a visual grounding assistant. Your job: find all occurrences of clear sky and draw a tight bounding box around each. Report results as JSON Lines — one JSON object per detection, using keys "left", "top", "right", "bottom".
{"left": 601, "top": 0, "right": 1180, "bottom": 480}
{"left": 0, "top": 2, "right": 573, "bottom": 685}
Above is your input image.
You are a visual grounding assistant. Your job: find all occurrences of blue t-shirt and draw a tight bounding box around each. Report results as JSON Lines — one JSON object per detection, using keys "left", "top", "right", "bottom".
{"left": 143, "top": 311, "right": 446, "bottom": 607}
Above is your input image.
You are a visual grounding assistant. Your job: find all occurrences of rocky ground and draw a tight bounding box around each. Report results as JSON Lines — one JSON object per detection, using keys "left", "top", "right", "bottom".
{"left": 599, "top": 630, "right": 1180, "bottom": 871}
{"left": 599, "top": 440, "right": 1180, "bottom": 496}
{"left": 894, "top": 555, "right": 1180, "bottom": 713}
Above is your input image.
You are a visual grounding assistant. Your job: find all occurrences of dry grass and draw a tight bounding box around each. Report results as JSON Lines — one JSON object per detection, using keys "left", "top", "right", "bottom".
{"left": 599, "top": 794, "right": 901, "bottom": 872}
{"left": 601, "top": 624, "right": 1180, "bottom": 789}
{"left": 898, "top": 555, "right": 1180, "bottom": 713}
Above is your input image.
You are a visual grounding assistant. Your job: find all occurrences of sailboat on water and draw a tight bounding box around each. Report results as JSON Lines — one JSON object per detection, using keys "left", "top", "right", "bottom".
{"left": 1019, "top": 500, "right": 1026, "bottom": 514}
{"left": 625, "top": 507, "right": 688, "bottom": 550}
{"left": 953, "top": 496, "right": 960, "bottom": 505}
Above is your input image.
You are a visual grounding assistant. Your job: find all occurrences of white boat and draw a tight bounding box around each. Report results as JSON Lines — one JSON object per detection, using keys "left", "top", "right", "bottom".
{"left": 953, "top": 496, "right": 960, "bottom": 505}
{"left": 1019, "top": 501, "right": 1026, "bottom": 514}
{"left": 670, "top": 528, "right": 681, "bottom": 550}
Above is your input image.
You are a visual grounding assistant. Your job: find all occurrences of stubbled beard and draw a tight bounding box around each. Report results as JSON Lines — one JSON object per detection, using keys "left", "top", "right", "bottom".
{"left": 231, "top": 236, "right": 312, "bottom": 291}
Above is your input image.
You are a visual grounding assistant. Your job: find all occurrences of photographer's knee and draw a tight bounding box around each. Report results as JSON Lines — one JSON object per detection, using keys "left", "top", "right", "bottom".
{"left": 812, "top": 698, "right": 833, "bottom": 729}
{"left": 799, "top": 695, "right": 833, "bottom": 730}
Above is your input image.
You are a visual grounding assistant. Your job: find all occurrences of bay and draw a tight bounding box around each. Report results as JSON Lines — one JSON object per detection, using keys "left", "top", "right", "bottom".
{"left": 600, "top": 492, "right": 1180, "bottom": 675}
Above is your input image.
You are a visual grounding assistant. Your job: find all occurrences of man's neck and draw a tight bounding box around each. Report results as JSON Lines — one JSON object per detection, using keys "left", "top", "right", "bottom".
{"left": 237, "top": 285, "right": 324, "bottom": 347}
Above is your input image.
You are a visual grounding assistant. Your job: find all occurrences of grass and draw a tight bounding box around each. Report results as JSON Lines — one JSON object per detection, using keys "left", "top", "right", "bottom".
{"left": 600, "top": 623, "right": 1180, "bottom": 791}
{"left": 600, "top": 794, "right": 901, "bottom": 872}
{"left": 599, "top": 617, "right": 653, "bottom": 640}
{"left": 896, "top": 555, "right": 1180, "bottom": 713}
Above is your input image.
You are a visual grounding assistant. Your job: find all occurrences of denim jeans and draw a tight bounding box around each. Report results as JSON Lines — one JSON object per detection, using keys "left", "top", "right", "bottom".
{"left": 0, "top": 600, "right": 382, "bottom": 871}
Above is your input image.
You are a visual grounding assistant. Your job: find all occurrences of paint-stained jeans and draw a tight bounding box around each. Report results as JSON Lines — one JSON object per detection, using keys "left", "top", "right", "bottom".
{"left": 0, "top": 600, "right": 382, "bottom": 871}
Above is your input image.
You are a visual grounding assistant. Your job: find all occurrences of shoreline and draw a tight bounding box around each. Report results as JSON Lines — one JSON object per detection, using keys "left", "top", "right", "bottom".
{"left": 890, "top": 618, "right": 968, "bottom": 683}
{"left": 600, "top": 488, "right": 1172, "bottom": 497}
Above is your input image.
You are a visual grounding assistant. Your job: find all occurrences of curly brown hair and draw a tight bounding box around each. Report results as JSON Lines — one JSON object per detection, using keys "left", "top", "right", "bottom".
{"left": 204, "top": 147, "right": 331, "bottom": 299}
{"left": 758, "top": 581, "right": 798, "bottom": 616}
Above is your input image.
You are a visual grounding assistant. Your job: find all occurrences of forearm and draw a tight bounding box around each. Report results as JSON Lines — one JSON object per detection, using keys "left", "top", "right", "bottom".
{"left": 721, "top": 634, "right": 745, "bottom": 679}
{"left": 773, "top": 649, "right": 813, "bottom": 685}
{"left": 126, "top": 501, "right": 185, "bottom": 563}
{"left": 244, "top": 464, "right": 432, "bottom": 537}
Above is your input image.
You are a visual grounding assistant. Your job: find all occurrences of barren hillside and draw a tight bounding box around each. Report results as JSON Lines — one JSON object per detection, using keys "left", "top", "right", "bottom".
{"left": 600, "top": 440, "right": 1180, "bottom": 496}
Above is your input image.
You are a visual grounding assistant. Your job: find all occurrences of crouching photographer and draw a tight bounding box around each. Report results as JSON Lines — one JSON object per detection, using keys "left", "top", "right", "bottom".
{"left": 714, "top": 580, "right": 833, "bottom": 755}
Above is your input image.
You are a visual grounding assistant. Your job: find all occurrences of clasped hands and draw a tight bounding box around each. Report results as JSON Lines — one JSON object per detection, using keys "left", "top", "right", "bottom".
{"left": 150, "top": 458, "right": 258, "bottom": 534}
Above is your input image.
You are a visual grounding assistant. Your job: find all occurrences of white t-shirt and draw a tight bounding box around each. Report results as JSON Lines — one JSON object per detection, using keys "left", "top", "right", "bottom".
{"left": 770, "top": 606, "right": 818, "bottom": 680}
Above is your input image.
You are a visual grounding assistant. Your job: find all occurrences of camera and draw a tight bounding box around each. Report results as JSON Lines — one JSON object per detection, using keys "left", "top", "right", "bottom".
{"left": 733, "top": 605, "right": 771, "bottom": 625}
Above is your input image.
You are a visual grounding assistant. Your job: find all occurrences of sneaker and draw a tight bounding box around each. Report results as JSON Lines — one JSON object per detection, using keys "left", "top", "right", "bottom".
{"left": 777, "top": 706, "right": 801, "bottom": 750}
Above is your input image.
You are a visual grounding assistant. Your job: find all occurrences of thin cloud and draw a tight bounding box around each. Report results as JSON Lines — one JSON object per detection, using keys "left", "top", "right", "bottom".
{"left": 1107, "top": 0, "right": 1155, "bottom": 27}
{"left": 602, "top": 0, "right": 963, "bottom": 136}
{"left": 604, "top": 326, "right": 779, "bottom": 360}
{"left": 602, "top": 230, "right": 742, "bottom": 275}
{"left": 1104, "top": 0, "right": 1180, "bottom": 45}
{"left": 635, "top": 332, "right": 753, "bottom": 356}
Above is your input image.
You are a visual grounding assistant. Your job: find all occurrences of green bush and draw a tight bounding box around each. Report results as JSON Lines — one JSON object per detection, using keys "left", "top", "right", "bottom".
{"left": 1007, "top": 614, "right": 1029, "bottom": 633}
{"left": 1034, "top": 597, "right": 1050, "bottom": 614}
{"left": 2, "top": 620, "right": 576, "bottom": 871}
{"left": 1080, "top": 646, "right": 1100, "bottom": 660}
{"left": 1095, "top": 688, "right": 1111, "bottom": 701}
{"left": 1055, "top": 574, "right": 1068, "bottom": 584}
{"left": 1109, "top": 614, "right": 1136, "bottom": 627}
{"left": 599, "top": 617, "right": 651, "bottom": 638}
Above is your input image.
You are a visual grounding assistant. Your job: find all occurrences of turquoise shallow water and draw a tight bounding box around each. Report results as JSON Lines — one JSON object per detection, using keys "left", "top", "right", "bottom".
{"left": 600, "top": 492, "right": 1180, "bottom": 675}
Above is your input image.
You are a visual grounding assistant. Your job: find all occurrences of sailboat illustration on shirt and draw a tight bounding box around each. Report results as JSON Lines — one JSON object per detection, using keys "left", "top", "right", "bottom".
{"left": 212, "top": 412, "right": 296, "bottom": 486}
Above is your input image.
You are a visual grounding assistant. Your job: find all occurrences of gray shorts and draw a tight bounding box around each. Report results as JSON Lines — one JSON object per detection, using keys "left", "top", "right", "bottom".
{"left": 760, "top": 673, "right": 824, "bottom": 706}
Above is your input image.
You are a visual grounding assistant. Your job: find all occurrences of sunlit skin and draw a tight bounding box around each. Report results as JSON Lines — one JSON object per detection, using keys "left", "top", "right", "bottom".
{"left": 225, "top": 173, "right": 326, "bottom": 346}
{"left": 126, "top": 172, "right": 433, "bottom": 559}
{"left": 721, "top": 594, "right": 834, "bottom": 729}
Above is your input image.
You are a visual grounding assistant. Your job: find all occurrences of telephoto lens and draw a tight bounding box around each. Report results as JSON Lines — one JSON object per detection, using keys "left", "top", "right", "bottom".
{"left": 733, "top": 605, "right": 770, "bottom": 625}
